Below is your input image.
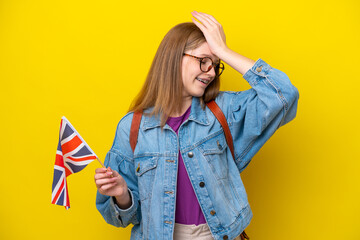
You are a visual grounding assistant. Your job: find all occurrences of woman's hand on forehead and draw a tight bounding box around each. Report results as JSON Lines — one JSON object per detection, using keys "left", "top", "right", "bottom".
{"left": 191, "top": 11, "right": 228, "bottom": 58}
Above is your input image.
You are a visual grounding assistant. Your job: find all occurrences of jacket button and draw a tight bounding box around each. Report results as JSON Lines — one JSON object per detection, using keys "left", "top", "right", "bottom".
{"left": 199, "top": 182, "right": 205, "bottom": 187}
{"left": 188, "top": 152, "right": 194, "bottom": 158}
{"left": 210, "top": 210, "right": 216, "bottom": 215}
{"left": 217, "top": 140, "right": 222, "bottom": 150}
{"left": 256, "top": 66, "right": 263, "bottom": 72}
{"left": 223, "top": 235, "right": 228, "bottom": 240}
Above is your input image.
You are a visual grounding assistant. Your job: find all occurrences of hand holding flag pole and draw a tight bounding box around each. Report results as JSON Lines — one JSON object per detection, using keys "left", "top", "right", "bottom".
{"left": 51, "top": 116, "right": 107, "bottom": 209}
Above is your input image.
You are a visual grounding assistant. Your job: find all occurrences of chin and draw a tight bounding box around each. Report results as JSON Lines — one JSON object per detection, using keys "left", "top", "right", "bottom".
{"left": 191, "top": 90, "right": 205, "bottom": 98}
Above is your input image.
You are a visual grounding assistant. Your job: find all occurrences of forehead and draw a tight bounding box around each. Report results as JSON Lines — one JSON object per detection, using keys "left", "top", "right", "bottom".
{"left": 190, "top": 42, "right": 219, "bottom": 62}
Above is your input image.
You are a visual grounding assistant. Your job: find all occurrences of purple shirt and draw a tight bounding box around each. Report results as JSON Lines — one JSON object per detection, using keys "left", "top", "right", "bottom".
{"left": 166, "top": 106, "right": 206, "bottom": 225}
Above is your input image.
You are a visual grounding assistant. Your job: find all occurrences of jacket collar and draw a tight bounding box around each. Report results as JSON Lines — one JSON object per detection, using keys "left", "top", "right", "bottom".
{"left": 142, "top": 97, "right": 210, "bottom": 131}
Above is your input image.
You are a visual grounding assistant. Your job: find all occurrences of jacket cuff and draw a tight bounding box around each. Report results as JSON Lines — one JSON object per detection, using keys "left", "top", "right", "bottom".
{"left": 110, "top": 189, "right": 138, "bottom": 225}
{"left": 242, "top": 58, "right": 272, "bottom": 86}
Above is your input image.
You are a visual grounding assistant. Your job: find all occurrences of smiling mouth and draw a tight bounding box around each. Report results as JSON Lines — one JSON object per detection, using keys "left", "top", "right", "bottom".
{"left": 196, "top": 77, "right": 210, "bottom": 85}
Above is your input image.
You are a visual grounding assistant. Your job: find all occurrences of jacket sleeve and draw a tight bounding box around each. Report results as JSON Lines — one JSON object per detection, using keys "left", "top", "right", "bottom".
{"left": 219, "top": 58, "right": 299, "bottom": 173}
{"left": 96, "top": 114, "right": 141, "bottom": 228}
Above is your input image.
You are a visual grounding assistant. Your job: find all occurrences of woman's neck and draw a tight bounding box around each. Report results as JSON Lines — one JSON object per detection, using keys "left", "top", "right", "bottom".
{"left": 170, "top": 97, "right": 192, "bottom": 117}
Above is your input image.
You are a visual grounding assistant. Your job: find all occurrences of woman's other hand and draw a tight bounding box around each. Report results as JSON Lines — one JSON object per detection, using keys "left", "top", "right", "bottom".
{"left": 191, "top": 11, "right": 228, "bottom": 57}
{"left": 95, "top": 167, "right": 132, "bottom": 209}
{"left": 192, "top": 11, "right": 255, "bottom": 75}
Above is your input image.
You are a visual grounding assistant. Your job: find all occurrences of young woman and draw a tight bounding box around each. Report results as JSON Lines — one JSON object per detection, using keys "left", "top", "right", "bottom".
{"left": 95, "top": 11, "right": 299, "bottom": 240}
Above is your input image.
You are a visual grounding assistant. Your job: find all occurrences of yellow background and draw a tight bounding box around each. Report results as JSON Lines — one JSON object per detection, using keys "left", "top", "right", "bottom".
{"left": 1, "top": 0, "right": 359, "bottom": 239}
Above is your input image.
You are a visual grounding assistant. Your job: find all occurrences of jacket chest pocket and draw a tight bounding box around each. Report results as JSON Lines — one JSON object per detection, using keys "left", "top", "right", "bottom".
{"left": 198, "top": 133, "right": 229, "bottom": 180}
{"left": 134, "top": 157, "right": 158, "bottom": 201}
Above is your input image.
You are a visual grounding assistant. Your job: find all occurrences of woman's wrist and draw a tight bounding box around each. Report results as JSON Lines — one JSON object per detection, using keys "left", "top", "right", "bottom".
{"left": 217, "top": 47, "right": 255, "bottom": 75}
{"left": 114, "top": 189, "right": 132, "bottom": 209}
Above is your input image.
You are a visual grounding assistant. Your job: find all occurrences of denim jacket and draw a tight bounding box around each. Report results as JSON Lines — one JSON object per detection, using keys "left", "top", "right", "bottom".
{"left": 96, "top": 58, "right": 299, "bottom": 240}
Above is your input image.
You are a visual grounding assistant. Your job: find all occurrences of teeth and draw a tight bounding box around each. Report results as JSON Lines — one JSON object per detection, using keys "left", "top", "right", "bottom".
{"left": 196, "top": 77, "right": 209, "bottom": 84}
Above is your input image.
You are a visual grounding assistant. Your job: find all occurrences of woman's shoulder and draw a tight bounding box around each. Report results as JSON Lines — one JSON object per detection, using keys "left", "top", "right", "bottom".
{"left": 115, "top": 107, "right": 157, "bottom": 133}
{"left": 118, "top": 111, "right": 135, "bottom": 127}
{"left": 114, "top": 111, "right": 135, "bottom": 136}
{"left": 109, "top": 111, "right": 136, "bottom": 158}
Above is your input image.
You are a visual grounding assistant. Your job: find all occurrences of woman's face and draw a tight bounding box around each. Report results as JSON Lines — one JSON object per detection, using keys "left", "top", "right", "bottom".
{"left": 181, "top": 42, "right": 218, "bottom": 99}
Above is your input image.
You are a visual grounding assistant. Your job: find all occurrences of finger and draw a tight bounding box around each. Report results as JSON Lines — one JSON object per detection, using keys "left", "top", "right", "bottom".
{"left": 199, "top": 12, "right": 220, "bottom": 26}
{"left": 95, "top": 168, "right": 107, "bottom": 173}
{"left": 191, "top": 18, "right": 206, "bottom": 32}
{"left": 96, "top": 177, "right": 117, "bottom": 186}
{"left": 94, "top": 171, "right": 114, "bottom": 180}
{"left": 191, "top": 11, "right": 214, "bottom": 28}
{"left": 95, "top": 179, "right": 117, "bottom": 188}
{"left": 109, "top": 169, "right": 120, "bottom": 177}
{"left": 194, "top": 11, "right": 217, "bottom": 25}
{"left": 101, "top": 183, "right": 116, "bottom": 190}
{"left": 100, "top": 182, "right": 117, "bottom": 191}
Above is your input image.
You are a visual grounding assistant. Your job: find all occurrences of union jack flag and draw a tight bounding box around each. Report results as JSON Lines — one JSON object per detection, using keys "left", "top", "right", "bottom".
{"left": 51, "top": 116, "right": 97, "bottom": 209}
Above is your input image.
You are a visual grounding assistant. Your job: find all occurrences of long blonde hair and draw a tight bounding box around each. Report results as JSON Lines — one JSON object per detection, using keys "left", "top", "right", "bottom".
{"left": 129, "top": 22, "right": 220, "bottom": 128}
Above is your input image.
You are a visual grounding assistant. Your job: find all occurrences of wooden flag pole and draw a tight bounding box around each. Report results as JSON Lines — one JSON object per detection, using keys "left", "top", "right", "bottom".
{"left": 96, "top": 157, "right": 105, "bottom": 168}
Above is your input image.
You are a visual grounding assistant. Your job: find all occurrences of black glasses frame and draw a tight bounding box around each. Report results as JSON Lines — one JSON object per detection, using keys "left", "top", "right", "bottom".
{"left": 183, "top": 53, "right": 224, "bottom": 77}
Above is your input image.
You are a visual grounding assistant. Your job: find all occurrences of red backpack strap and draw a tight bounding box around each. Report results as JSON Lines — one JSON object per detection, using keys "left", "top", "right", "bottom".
{"left": 206, "top": 100, "right": 235, "bottom": 161}
{"left": 130, "top": 110, "right": 143, "bottom": 153}
{"left": 130, "top": 103, "right": 236, "bottom": 160}
{"left": 207, "top": 100, "right": 250, "bottom": 240}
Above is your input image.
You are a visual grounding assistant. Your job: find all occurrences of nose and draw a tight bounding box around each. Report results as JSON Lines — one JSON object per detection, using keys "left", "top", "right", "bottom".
{"left": 207, "top": 66, "right": 216, "bottom": 77}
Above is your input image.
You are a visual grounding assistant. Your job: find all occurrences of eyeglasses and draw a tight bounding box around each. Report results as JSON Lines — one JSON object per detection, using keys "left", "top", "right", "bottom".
{"left": 183, "top": 53, "right": 224, "bottom": 77}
